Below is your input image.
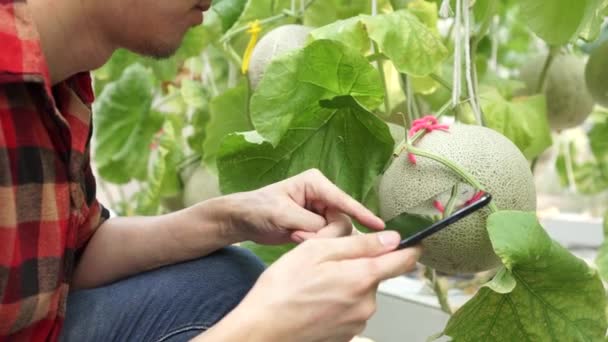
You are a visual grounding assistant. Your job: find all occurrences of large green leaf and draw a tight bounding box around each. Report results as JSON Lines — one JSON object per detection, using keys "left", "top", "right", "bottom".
{"left": 94, "top": 64, "right": 164, "bottom": 183}
{"left": 443, "top": 211, "right": 607, "bottom": 341}
{"left": 202, "top": 79, "right": 252, "bottom": 167}
{"left": 218, "top": 96, "right": 394, "bottom": 202}
{"left": 519, "top": 0, "right": 600, "bottom": 45}
{"left": 250, "top": 39, "right": 384, "bottom": 146}
{"left": 210, "top": 0, "right": 248, "bottom": 31}
{"left": 596, "top": 211, "right": 608, "bottom": 282}
{"left": 310, "top": 10, "right": 448, "bottom": 77}
{"left": 474, "top": 88, "right": 552, "bottom": 160}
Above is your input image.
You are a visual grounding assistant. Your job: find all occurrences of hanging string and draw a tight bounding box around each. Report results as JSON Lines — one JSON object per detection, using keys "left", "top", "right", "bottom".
{"left": 463, "top": 0, "right": 482, "bottom": 125}
{"left": 452, "top": 0, "right": 463, "bottom": 108}
{"left": 439, "top": 0, "right": 451, "bottom": 18}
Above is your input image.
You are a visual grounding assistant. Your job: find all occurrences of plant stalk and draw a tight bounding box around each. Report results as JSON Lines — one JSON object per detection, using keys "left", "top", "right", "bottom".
{"left": 407, "top": 145, "right": 499, "bottom": 212}
{"left": 424, "top": 267, "right": 453, "bottom": 315}
{"left": 536, "top": 47, "right": 557, "bottom": 93}
{"left": 444, "top": 183, "right": 462, "bottom": 218}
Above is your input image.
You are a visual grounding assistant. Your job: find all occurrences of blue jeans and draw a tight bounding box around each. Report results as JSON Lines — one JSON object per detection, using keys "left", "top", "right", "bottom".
{"left": 60, "top": 246, "right": 266, "bottom": 342}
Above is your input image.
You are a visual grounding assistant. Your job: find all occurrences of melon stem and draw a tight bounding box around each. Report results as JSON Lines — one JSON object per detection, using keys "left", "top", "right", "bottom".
{"left": 443, "top": 183, "right": 462, "bottom": 218}
{"left": 406, "top": 145, "right": 499, "bottom": 212}
{"left": 424, "top": 267, "right": 453, "bottom": 315}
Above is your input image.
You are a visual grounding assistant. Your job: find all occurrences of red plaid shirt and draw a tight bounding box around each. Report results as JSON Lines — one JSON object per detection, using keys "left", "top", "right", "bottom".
{"left": 0, "top": 2, "right": 109, "bottom": 341}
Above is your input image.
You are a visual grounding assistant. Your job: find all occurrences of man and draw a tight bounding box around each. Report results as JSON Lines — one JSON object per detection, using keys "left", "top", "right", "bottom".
{"left": 0, "top": 0, "right": 422, "bottom": 341}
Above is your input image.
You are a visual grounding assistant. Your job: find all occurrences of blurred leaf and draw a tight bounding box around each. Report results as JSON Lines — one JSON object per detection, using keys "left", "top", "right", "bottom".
{"left": 519, "top": 0, "right": 600, "bottom": 45}
{"left": 444, "top": 211, "right": 607, "bottom": 341}
{"left": 311, "top": 10, "right": 448, "bottom": 77}
{"left": 304, "top": 0, "right": 369, "bottom": 27}
{"left": 589, "top": 114, "right": 608, "bottom": 174}
{"left": 203, "top": 79, "right": 252, "bottom": 167}
{"left": 407, "top": 0, "right": 439, "bottom": 34}
{"left": 93, "top": 49, "right": 140, "bottom": 95}
{"left": 210, "top": 0, "right": 248, "bottom": 31}
{"left": 181, "top": 79, "right": 210, "bottom": 109}
{"left": 188, "top": 107, "right": 211, "bottom": 157}
{"left": 94, "top": 64, "right": 164, "bottom": 183}
{"left": 556, "top": 141, "right": 608, "bottom": 195}
{"left": 595, "top": 211, "right": 608, "bottom": 282}
{"left": 579, "top": 0, "right": 608, "bottom": 41}
{"left": 473, "top": 88, "right": 552, "bottom": 160}
{"left": 136, "top": 118, "right": 185, "bottom": 215}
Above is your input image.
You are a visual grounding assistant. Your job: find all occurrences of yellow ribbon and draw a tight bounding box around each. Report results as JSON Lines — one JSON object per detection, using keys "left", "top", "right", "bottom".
{"left": 241, "top": 20, "right": 262, "bottom": 74}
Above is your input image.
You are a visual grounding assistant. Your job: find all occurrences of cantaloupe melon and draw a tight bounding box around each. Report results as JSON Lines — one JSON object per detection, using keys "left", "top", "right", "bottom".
{"left": 519, "top": 53, "right": 594, "bottom": 131}
{"left": 585, "top": 39, "right": 608, "bottom": 108}
{"left": 248, "top": 24, "right": 313, "bottom": 89}
{"left": 379, "top": 124, "right": 536, "bottom": 273}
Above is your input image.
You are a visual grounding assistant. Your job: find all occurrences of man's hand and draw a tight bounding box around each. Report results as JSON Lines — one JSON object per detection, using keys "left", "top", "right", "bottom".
{"left": 195, "top": 212, "right": 421, "bottom": 342}
{"left": 224, "top": 169, "right": 385, "bottom": 245}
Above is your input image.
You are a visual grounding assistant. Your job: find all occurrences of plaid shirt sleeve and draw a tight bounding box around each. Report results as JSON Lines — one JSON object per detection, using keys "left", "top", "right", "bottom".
{"left": 1, "top": 2, "right": 110, "bottom": 341}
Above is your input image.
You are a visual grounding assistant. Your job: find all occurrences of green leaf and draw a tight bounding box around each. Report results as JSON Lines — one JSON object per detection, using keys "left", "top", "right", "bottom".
{"left": 187, "top": 107, "right": 211, "bottom": 157}
{"left": 210, "top": 0, "right": 248, "bottom": 31}
{"left": 94, "top": 64, "right": 164, "bottom": 183}
{"left": 311, "top": 10, "right": 448, "bottom": 77}
{"left": 136, "top": 119, "right": 184, "bottom": 215}
{"left": 310, "top": 17, "right": 370, "bottom": 52}
{"left": 303, "top": 0, "right": 369, "bottom": 27}
{"left": 181, "top": 79, "right": 210, "bottom": 109}
{"left": 202, "top": 79, "right": 252, "bottom": 167}
{"left": 579, "top": 0, "right": 608, "bottom": 41}
{"left": 250, "top": 39, "right": 384, "bottom": 146}
{"left": 366, "top": 11, "right": 447, "bottom": 76}
{"left": 218, "top": 96, "right": 394, "bottom": 202}
{"left": 444, "top": 211, "right": 607, "bottom": 341}
{"left": 595, "top": 211, "right": 608, "bottom": 282}
{"left": 474, "top": 88, "right": 552, "bottom": 160}
{"left": 407, "top": 0, "right": 439, "bottom": 34}
{"left": 240, "top": 241, "right": 295, "bottom": 265}
{"left": 519, "top": 0, "right": 600, "bottom": 45}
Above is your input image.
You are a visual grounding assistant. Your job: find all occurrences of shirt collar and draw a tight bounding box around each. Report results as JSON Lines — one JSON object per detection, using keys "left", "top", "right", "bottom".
{"left": 0, "top": 1, "right": 52, "bottom": 86}
{"left": 0, "top": 2, "right": 95, "bottom": 105}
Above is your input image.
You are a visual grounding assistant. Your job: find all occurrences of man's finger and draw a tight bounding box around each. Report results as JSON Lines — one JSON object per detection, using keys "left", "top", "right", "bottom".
{"left": 302, "top": 169, "right": 384, "bottom": 230}
{"left": 280, "top": 203, "right": 327, "bottom": 233}
{"left": 369, "top": 246, "right": 422, "bottom": 281}
{"left": 317, "top": 230, "right": 402, "bottom": 261}
{"left": 292, "top": 210, "right": 353, "bottom": 241}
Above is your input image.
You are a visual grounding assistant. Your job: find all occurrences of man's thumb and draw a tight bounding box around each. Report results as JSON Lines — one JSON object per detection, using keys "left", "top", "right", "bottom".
{"left": 319, "top": 231, "right": 401, "bottom": 261}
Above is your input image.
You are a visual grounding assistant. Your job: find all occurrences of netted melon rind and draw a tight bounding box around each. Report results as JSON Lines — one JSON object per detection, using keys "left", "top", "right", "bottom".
{"left": 520, "top": 53, "right": 594, "bottom": 131}
{"left": 379, "top": 124, "right": 537, "bottom": 273}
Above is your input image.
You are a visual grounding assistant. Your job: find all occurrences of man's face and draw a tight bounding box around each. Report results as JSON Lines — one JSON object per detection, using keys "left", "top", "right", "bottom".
{"left": 100, "top": 0, "right": 212, "bottom": 58}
